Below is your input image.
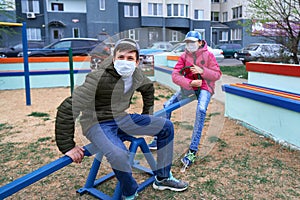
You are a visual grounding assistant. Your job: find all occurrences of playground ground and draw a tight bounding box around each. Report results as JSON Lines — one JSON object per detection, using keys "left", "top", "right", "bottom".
{"left": 0, "top": 83, "right": 299, "bottom": 199}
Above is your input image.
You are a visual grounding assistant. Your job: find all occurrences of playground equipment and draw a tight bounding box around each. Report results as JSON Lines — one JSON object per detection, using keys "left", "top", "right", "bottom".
{"left": 0, "top": 22, "right": 78, "bottom": 105}
{"left": 0, "top": 96, "right": 195, "bottom": 199}
{"left": 223, "top": 62, "right": 300, "bottom": 149}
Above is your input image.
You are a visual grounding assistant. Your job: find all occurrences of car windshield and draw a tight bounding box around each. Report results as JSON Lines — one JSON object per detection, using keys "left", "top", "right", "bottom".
{"left": 166, "top": 43, "right": 185, "bottom": 52}
{"left": 149, "top": 42, "right": 172, "bottom": 50}
{"left": 13, "top": 44, "right": 23, "bottom": 49}
{"left": 244, "top": 44, "right": 259, "bottom": 51}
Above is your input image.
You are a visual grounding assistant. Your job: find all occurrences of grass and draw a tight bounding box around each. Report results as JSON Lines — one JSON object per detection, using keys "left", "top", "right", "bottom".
{"left": 27, "top": 112, "right": 51, "bottom": 121}
{"left": 220, "top": 65, "right": 248, "bottom": 79}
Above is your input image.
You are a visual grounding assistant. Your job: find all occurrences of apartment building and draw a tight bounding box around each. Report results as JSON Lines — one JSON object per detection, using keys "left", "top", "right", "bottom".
{"left": 1, "top": 0, "right": 266, "bottom": 48}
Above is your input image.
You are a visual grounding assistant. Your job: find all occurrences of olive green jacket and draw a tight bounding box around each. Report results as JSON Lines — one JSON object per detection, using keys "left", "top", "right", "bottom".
{"left": 55, "top": 57, "right": 154, "bottom": 153}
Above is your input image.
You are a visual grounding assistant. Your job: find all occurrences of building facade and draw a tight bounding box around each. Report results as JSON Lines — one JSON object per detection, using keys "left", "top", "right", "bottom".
{"left": 0, "top": 0, "right": 268, "bottom": 48}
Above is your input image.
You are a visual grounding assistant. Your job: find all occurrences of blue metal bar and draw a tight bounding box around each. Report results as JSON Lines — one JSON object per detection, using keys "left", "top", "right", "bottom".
{"left": 153, "top": 95, "right": 196, "bottom": 117}
{"left": 68, "top": 48, "right": 74, "bottom": 94}
{"left": 77, "top": 135, "right": 159, "bottom": 200}
{"left": 0, "top": 144, "right": 94, "bottom": 199}
{"left": 21, "top": 22, "right": 31, "bottom": 106}
{"left": 0, "top": 69, "right": 91, "bottom": 77}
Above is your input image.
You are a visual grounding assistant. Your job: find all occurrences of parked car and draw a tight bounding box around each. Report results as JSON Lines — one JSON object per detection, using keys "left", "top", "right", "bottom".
{"left": 237, "top": 43, "right": 295, "bottom": 64}
{"left": 140, "top": 42, "right": 224, "bottom": 64}
{"left": 215, "top": 43, "right": 242, "bottom": 58}
{"left": 139, "top": 42, "right": 224, "bottom": 74}
{"left": 22, "top": 38, "right": 101, "bottom": 57}
{"left": 139, "top": 41, "right": 174, "bottom": 55}
{"left": 0, "top": 42, "right": 44, "bottom": 58}
{"left": 89, "top": 42, "right": 114, "bottom": 70}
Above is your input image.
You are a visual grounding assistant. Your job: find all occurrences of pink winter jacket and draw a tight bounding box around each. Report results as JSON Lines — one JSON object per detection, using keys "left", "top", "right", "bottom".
{"left": 172, "top": 41, "right": 222, "bottom": 94}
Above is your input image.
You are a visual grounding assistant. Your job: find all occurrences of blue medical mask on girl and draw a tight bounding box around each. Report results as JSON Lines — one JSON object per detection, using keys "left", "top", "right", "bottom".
{"left": 113, "top": 60, "right": 136, "bottom": 77}
{"left": 186, "top": 42, "right": 199, "bottom": 52}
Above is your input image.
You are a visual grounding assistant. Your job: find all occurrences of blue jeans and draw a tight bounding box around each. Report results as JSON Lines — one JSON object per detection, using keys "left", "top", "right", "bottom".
{"left": 85, "top": 114, "right": 174, "bottom": 196}
{"left": 164, "top": 89, "right": 211, "bottom": 152}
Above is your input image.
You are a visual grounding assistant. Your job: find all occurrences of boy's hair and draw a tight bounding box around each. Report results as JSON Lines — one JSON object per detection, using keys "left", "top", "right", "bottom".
{"left": 113, "top": 38, "right": 140, "bottom": 59}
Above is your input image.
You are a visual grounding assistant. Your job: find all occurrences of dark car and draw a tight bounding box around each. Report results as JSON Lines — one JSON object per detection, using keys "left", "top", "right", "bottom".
{"left": 237, "top": 43, "right": 294, "bottom": 64}
{"left": 0, "top": 42, "right": 44, "bottom": 58}
{"left": 26, "top": 38, "right": 101, "bottom": 57}
{"left": 215, "top": 43, "right": 242, "bottom": 58}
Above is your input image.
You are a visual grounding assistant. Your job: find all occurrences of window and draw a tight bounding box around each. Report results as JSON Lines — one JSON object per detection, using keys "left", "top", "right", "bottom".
{"left": 148, "top": 3, "right": 162, "bottom": 16}
{"left": 149, "top": 31, "right": 158, "bottom": 43}
{"left": 124, "top": 5, "right": 139, "bottom": 17}
{"left": 231, "top": 29, "right": 242, "bottom": 40}
{"left": 211, "top": 0, "right": 220, "bottom": 2}
{"left": 26, "top": 28, "right": 41, "bottom": 41}
{"left": 51, "top": 3, "right": 63, "bottom": 11}
{"left": 232, "top": 6, "right": 242, "bottom": 19}
{"left": 167, "top": 4, "right": 188, "bottom": 17}
{"left": 53, "top": 30, "right": 60, "bottom": 39}
{"left": 122, "top": 29, "right": 139, "bottom": 41}
{"left": 53, "top": 41, "right": 71, "bottom": 49}
{"left": 194, "top": 10, "right": 204, "bottom": 20}
{"left": 21, "top": 0, "right": 40, "bottom": 13}
{"left": 211, "top": 12, "right": 219, "bottom": 22}
{"left": 72, "top": 40, "right": 92, "bottom": 48}
{"left": 171, "top": 31, "right": 179, "bottom": 42}
{"left": 220, "top": 31, "right": 228, "bottom": 41}
{"left": 222, "top": 12, "right": 228, "bottom": 22}
{"left": 73, "top": 28, "right": 80, "bottom": 38}
{"left": 128, "top": 29, "right": 139, "bottom": 40}
{"left": 99, "top": 0, "right": 105, "bottom": 10}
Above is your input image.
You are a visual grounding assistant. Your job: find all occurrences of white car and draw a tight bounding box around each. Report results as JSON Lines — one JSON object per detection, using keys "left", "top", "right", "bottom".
{"left": 139, "top": 42, "right": 224, "bottom": 73}
{"left": 158, "top": 42, "right": 224, "bottom": 63}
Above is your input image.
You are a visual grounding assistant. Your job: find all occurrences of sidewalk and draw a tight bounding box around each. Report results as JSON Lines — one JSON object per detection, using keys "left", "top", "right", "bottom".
{"left": 213, "top": 74, "right": 247, "bottom": 103}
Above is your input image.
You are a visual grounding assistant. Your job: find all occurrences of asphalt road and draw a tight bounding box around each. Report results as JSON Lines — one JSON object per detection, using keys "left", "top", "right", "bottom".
{"left": 218, "top": 58, "right": 244, "bottom": 66}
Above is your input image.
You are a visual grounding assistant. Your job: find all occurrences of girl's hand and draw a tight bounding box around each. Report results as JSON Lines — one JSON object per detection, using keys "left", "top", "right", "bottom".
{"left": 190, "top": 80, "right": 202, "bottom": 87}
{"left": 190, "top": 64, "right": 204, "bottom": 75}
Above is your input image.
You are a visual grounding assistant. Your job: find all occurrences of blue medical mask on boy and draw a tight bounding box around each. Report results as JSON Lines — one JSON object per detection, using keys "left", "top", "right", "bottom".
{"left": 114, "top": 60, "right": 136, "bottom": 77}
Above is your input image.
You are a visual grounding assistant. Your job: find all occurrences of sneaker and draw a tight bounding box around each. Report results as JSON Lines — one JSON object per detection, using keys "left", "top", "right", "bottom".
{"left": 153, "top": 173, "right": 188, "bottom": 192}
{"left": 148, "top": 137, "right": 157, "bottom": 150}
{"left": 122, "top": 191, "right": 138, "bottom": 200}
{"left": 181, "top": 150, "right": 196, "bottom": 167}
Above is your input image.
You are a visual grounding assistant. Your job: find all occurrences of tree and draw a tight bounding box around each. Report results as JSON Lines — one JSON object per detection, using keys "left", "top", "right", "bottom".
{"left": 247, "top": 0, "right": 300, "bottom": 64}
{"left": 0, "top": 1, "right": 16, "bottom": 46}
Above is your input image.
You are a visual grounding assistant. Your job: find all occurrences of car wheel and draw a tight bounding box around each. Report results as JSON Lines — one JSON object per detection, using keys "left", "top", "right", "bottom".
{"left": 287, "top": 58, "right": 295, "bottom": 64}
{"left": 257, "top": 58, "right": 263, "bottom": 62}
{"left": 0, "top": 53, "right": 7, "bottom": 58}
{"left": 233, "top": 52, "right": 238, "bottom": 58}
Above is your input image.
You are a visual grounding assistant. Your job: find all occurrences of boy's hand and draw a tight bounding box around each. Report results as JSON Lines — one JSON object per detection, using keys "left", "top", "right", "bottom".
{"left": 65, "top": 146, "right": 85, "bottom": 163}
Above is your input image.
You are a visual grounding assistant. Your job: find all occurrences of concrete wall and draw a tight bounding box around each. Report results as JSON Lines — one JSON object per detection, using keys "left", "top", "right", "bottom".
{"left": 223, "top": 62, "right": 300, "bottom": 149}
